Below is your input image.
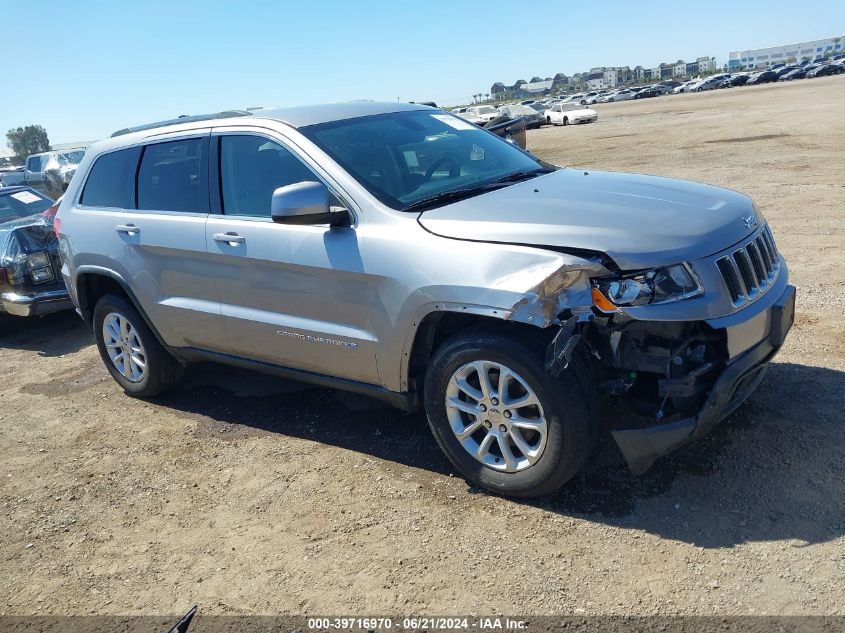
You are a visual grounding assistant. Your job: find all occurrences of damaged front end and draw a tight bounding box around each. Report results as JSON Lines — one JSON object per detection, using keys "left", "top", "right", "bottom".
{"left": 0, "top": 211, "right": 72, "bottom": 317}
{"left": 538, "top": 263, "right": 795, "bottom": 475}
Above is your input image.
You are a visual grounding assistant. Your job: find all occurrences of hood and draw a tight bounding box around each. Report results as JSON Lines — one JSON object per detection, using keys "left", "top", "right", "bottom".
{"left": 417, "top": 168, "right": 760, "bottom": 270}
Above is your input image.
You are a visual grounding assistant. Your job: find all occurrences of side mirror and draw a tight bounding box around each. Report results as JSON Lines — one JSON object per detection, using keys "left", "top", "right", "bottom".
{"left": 270, "top": 181, "right": 346, "bottom": 226}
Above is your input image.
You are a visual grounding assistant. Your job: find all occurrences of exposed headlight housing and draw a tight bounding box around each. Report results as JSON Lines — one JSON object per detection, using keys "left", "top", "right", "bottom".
{"left": 592, "top": 263, "right": 702, "bottom": 311}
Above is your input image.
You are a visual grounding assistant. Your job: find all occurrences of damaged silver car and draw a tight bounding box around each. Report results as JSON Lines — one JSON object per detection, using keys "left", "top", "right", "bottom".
{"left": 0, "top": 187, "right": 71, "bottom": 316}
{"left": 56, "top": 103, "right": 795, "bottom": 497}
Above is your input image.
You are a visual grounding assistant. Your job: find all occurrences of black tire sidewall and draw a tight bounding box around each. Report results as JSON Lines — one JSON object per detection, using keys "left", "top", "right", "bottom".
{"left": 424, "top": 333, "right": 594, "bottom": 498}
{"left": 92, "top": 294, "right": 178, "bottom": 397}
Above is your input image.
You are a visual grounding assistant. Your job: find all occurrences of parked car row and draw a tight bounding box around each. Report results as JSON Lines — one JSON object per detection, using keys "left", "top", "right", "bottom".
{"left": 477, "top": 57, "right": 845, "bottom": 119}
{"left": 453, "top": 99, "right": 599, "bottom": 132}
{"left": 673, "top": 60, "right": 845, "bottom": 93}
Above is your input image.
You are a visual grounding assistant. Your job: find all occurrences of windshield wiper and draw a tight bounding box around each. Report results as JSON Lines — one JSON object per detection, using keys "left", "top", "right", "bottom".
{"left": 402, "top": 185, "right": 493, "bottom": 212}
{"left": 488, "top": 168, "right": 553, "bottom": 185}
{"left": 403, "top": 168, "right": 554, "bottom": 213}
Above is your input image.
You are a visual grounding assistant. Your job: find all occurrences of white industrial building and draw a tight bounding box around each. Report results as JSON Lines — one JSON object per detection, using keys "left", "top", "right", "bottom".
{"left": 728, "top": 35, "right": 844, "bottom": 70}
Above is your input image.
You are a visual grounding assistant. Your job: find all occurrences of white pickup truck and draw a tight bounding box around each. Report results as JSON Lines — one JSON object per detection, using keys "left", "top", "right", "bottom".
{"left": 0, "top": 149, "right": 86, "bottom": 195}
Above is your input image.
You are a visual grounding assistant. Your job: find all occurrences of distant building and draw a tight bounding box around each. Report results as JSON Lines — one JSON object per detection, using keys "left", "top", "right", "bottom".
{"left": 586, "top": 70, "right": 605, "bottom": 89}
{"left": 697, "top": 56, "right": 717, "bottom": 73}
{"left": 616, "top": 66, "right": 632, "bottom": 84}
{"left": 489, "top": 77, "right": 553, "bottom": 97}
{"left": 728, "top": 35, "right": 843, "bottom": 70}
{"left": 521, "top": 79, "right": 554, "bottom": 93}
{"left": 489, "top": 50, "right": 719, "bottom": 98}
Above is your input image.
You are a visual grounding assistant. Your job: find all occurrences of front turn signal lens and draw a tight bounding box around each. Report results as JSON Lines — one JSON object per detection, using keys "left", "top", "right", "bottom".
{"left": 591, "top": 287, "right": 617, "bottom": 313}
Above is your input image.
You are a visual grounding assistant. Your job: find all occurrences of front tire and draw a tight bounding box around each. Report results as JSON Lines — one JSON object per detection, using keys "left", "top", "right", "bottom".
{"left": 423, "top": 328, "right": 596, "bottom": 498}
{"left": 93, "top": 294, "right": 183, "bottom": 398}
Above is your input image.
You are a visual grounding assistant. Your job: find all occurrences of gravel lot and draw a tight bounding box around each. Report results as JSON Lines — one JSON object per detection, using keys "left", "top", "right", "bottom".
{"left": 1, "top": 77, "right": 843, "bottom": 617}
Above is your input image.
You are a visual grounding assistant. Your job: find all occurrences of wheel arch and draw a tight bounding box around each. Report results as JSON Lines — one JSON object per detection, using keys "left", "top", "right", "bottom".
{"left": 402, "top": 308, "right": 554, "bottom": 403}
{"left": 75, "top": 267, "right": 169, "bottom": 347}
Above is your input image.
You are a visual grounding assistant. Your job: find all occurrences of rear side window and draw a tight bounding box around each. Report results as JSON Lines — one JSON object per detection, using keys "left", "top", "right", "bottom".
{"left": 80, "top": 147, "right": 139, "bottom": 208}
{"left": 137, "top": 138, "right": 207, "bottom": 212}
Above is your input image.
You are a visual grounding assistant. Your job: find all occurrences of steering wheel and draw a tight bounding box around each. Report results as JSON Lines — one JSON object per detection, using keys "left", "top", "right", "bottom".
{"left": 424, "top": 156, "right": 460, "bottom": 181}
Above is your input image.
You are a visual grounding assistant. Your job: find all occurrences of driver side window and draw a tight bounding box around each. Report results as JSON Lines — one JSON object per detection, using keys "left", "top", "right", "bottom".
{"left": 219, "top": 135, "right": 328, "bottom": 218}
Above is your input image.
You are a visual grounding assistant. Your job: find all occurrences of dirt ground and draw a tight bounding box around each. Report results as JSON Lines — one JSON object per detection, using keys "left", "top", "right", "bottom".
{"left": 1, "top": 77, "right": 843, "bottom": 618}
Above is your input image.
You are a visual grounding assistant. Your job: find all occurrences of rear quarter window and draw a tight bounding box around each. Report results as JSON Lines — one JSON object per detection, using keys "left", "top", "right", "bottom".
{"left": 80, "top": 147, "right": 140, "bottom": 208}
{"left": 137, "top": 138, "right": 207, "bottom": 212}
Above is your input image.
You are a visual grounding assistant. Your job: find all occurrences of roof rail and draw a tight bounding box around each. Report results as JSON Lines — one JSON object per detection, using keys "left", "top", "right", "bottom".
{"left": 110, "top": 110, "right": 254, "bottom": 138}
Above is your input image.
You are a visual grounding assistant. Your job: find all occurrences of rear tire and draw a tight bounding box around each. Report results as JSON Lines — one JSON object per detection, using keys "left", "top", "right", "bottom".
{"left": 93, "top": 294, "right": 183, "bottom": 398}
{"left": 562, "top": 117, "right": 569, "bottom": 126}
{"left": 423, "top": 328, "right": 596, "bottom": 498}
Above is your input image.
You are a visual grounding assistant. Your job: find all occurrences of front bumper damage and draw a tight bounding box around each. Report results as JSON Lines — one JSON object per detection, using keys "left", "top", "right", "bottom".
{"left": 608, "top": 284, "right": 795, "bottom": 473}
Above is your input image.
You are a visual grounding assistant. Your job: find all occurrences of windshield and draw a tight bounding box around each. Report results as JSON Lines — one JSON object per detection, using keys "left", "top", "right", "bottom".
{"left": 300, "top": 110, "right": 547, "bottom": 211}
{"left": 61, "top": 150, "right": 85, "bottom": 164}
{"left": 476, "top": 106, "right": 497, "bottom": 115}
{"left": 0, "top": 189, "right": 54, "bottom": 223}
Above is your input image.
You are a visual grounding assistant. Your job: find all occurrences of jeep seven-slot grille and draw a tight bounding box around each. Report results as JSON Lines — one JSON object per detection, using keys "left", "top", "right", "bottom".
{"left": 716, "top": 226, "right": 779, "bottom": 307}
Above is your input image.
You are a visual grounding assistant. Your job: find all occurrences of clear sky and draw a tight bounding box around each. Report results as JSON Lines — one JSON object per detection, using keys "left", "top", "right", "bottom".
{"left": 3, "top": 0, "right": 843, "bottom": 144}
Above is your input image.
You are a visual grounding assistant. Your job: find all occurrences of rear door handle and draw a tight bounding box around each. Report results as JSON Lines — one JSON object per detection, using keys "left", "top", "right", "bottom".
{"left": 115, "top": 224, "right": 140, "bottom": 235}
{"left": 213, "top": 232, "right": 246, "bottom": 245}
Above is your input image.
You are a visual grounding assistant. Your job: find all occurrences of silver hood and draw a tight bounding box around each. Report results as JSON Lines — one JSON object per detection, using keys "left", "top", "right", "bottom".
{"left": 417, "top": 168, "right": 760, "bottom": 270}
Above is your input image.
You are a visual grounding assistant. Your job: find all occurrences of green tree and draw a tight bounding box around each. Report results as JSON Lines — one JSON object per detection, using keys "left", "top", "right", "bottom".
{"left": 6, "top": 125, "right": 51, "bottom": 164}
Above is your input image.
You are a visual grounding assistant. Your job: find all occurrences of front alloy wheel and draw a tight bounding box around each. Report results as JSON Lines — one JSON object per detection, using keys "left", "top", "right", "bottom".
{"left": 445, "top": 361, "right": 547, "bottom": 472}
{"left": 424, "top": 328, "right": 596, "bottom": 497}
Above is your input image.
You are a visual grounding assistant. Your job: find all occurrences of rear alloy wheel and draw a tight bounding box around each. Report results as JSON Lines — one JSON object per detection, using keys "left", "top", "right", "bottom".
{"left": 562, "top": 117, "right": 569, "bottom": 126}
{"left": 424, "top": 329, "right": 595, "bottom": 497}
{"left": 102, "top": 312, "right": 148, "bottom": 384}
{"left": 93, "top": 294, "right": 183, "bottom": 398}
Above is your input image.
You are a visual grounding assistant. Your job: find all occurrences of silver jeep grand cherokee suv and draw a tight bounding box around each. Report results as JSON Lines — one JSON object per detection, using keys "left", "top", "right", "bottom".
{"left": 56, "top": 102, "right": 795, "bottom": 497}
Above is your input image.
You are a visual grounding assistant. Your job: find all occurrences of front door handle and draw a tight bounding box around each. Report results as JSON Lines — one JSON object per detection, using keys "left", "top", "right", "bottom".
{"left": 115, "top": 224, "right": 140, "bottom": 235}
{"left": 213, "top": 232, "right": 246, "bottom": 245}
